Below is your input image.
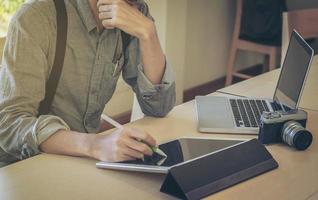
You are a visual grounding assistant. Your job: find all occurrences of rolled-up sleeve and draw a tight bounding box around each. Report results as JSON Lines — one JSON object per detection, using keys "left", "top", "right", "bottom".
{"left": 135, "top": 62, "right": 176, "bottom": 117}
{"left": 0, "top": 4, "right": 69, "bottom": 164}
{"left": 122, "top": 39, "right": 176, "bottom": 117}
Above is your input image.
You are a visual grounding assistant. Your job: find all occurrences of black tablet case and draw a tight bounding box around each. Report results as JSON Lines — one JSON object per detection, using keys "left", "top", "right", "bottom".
{"left": 160, "top": 139, "right": 278, "bottom": 200}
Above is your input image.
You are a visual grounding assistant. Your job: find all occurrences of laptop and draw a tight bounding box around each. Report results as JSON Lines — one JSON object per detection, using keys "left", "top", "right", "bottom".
{"left": 195, "top": 30, "right": 314, "bottom": 134}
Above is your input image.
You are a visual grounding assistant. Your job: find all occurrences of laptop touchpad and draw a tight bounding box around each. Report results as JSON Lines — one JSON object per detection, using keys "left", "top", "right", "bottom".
{"left": 196, "top": 96, "right": 235, "bottom": 129}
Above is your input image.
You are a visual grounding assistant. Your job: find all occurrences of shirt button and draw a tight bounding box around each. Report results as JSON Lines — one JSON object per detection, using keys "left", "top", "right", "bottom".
{"left": 142, "top": 94, "right": 153, "bottom": 100}
{"left": 91, "top": 89, "right": 98, "bottom": 95}
{"left": 86, "top": 111, "right": 100, "bottom": 127}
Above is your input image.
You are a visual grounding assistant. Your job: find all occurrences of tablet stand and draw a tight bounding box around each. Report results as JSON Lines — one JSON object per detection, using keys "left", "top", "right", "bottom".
{"left": 160, "top": 139, "right": 278, "bottom": 200}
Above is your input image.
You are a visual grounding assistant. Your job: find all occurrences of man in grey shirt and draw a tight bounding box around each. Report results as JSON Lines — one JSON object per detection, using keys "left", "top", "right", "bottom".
{"left": 0, "top": 0, "right": 176, "bottom": 167}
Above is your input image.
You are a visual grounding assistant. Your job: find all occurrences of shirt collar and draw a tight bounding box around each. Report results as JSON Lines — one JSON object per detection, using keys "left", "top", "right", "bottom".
{"left": 76, "top": 0, "right": 97, "bottom": 32}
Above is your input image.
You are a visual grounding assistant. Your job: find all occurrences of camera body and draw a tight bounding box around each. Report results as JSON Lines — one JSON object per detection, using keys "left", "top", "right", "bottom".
{"left": 258, "top": 109, "right": 312, "bottom": 150}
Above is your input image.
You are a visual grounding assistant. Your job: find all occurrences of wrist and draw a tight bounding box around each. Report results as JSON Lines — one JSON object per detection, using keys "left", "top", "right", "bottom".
{"left": 138, "top": 20, "right": 156, "bottom": 42}
{"left": 85, "top": 134, "right": 99, "bottom": 159}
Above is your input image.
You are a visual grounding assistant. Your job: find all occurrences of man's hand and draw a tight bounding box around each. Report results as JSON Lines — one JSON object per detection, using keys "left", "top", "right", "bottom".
{"left": 97, "top": 0, "right": 155, "bottom": 40}
{"left": 40, "top": 128, "right": 157, "bottom": 163}
{"left": 89, "top": 127, "right": 156, "bottom": 162}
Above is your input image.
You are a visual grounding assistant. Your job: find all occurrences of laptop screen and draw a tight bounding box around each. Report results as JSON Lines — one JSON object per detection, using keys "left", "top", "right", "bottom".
{"left": 273, "top": 31, "right": 313, "bottom": 109}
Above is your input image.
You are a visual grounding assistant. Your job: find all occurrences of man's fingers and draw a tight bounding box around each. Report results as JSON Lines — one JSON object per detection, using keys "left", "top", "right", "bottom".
{"left": 123, "top": 137, "right": 153, "bottom": 156}
{"left": 97, "top": 0, "right": 114, "bottom": 7}
{"left": 99, "top": 4, "right": 118, "bottom": 29}
{"left": 128, "top": 129, "right": 156, "bottom": 147}
{"left": 97, "top": 0, "right": 125, "bottom": 7}
{"left": 122, "top": 147, "right": 144, "bottom": 159}
{"left": 98, "top": 5, "right": 113, "bottom": 12}
{"left": 102, "top": 19, "right": 115, "bottom": 29}
{"left": 99, "top": 11, "right": 113, "bottom": 20}
{"left": 117, "top": 154, "right": 135, "bottom": 162}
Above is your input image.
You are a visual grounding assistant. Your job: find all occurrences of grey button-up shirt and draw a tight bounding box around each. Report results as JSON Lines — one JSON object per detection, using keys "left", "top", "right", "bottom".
{"left": 0, "top": 0, "right": 176, "bottom": 167}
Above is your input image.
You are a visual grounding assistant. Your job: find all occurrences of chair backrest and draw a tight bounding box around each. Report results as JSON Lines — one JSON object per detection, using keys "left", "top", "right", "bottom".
{"left": 281, "top": 9, "right": 318, "bottom": 65}
{"left": 284, "top": 9, "right": 318, "bottom": 39}
{"left": 232, "top": 0, "right": 243, "bottom": 40}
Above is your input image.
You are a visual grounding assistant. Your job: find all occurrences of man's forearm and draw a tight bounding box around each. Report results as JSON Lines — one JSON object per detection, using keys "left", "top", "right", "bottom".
{"left": 39, "top": 130, "right": 95, "bottom": 158}
{"left": 139, "top": 22, "right": 166, "bottom": 85}
{"left": 39, "top": 127, "right": 159, "bottom": 163}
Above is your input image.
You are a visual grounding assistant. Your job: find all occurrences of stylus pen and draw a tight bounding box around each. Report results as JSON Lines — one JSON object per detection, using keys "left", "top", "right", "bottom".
{"left": 101, "top": 114, "right": 123, "bottom": 129}
{"left": 101, "top": 114, "right": 161, "bottom": 153}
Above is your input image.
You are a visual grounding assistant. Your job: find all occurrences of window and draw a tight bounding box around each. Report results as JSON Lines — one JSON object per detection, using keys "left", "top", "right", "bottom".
{"left": 0, "top": 0, "right": 24, "bottom": 37}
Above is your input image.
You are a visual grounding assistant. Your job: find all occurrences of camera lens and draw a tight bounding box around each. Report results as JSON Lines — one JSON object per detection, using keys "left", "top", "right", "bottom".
{"left": 281, "top": 121, "right": 313, "bottom": 150}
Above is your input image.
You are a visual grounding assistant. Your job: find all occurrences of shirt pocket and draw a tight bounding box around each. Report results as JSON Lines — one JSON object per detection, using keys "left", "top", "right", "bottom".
{"left": 98, "top": 55, "right": 125, "bottom": 107}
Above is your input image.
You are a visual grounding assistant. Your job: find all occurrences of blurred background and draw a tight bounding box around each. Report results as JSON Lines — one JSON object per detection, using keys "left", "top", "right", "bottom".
{"left": 0, "top": 0, "right": 317, "bottom": 124}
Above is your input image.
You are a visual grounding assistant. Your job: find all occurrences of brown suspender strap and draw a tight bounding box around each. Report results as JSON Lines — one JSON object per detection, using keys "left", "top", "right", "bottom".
{"left": 37, "top": 0, "right": 131, "bottom": 116}
{"left": 38, "top": 0, "right": 68, "bottom": 116}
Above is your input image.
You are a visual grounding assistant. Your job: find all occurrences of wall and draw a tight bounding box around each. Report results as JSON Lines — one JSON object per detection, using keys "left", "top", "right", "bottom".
{"left": 165, "top": 0, "right": 188, "bottom": 104}
{"left": 146, "top": 0, "right": 168, "bottom": 51}
{"left": 184, "top": 0, "right": 235, "bottom": 89}
{"left": 182, "top": 0, "right": 263, "bottom": 90}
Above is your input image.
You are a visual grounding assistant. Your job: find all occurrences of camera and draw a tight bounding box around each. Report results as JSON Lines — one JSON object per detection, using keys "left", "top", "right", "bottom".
{"left": 258, "top": 109, "right": 313, "bottom": 150}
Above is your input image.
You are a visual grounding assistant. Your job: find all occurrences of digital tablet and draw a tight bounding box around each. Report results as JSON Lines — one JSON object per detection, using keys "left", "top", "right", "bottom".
{"left": 96, "top": 137, "right": 247, "bottom": 174}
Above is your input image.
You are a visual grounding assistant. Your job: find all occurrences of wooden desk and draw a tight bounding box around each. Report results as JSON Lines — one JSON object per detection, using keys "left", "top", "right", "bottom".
{"left": 1, "top": 62, "right": 317, "bottom": 200}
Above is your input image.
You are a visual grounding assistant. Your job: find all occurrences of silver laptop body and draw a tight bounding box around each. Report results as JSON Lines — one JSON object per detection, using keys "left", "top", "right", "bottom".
{"left": 196, "top": 30, "right": 314, "bottom": 134}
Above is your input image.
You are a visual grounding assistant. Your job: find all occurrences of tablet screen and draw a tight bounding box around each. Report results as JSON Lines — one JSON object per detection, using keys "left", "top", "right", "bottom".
{"left": 123, "top": 138, "right": 244, "bottom": 167}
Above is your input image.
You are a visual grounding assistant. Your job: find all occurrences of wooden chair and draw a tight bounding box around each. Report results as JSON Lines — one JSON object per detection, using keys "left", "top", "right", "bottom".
{"left": 281, "top": 8, "right": 318, "bottom": 65}
{"left": 225, "top": 0, "right": 281, "bottom": 86}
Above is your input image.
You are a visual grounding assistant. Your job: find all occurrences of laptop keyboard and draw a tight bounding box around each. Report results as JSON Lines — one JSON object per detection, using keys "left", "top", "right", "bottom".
{"left": 230, "top": 99, "right": 270, "bottom": 128}
{"left": 270, "top": 102, "right": 282, "bottom": 111}
{"left": 270, "top": 101, "right": 292, "bottom": 112}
